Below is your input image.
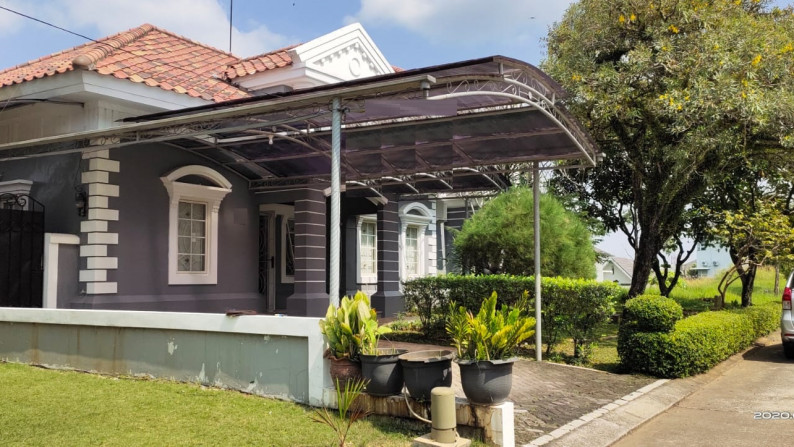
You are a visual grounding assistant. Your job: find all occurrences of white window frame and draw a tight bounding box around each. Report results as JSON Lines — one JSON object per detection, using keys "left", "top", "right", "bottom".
{"left": 357, "top": 215, "right": 377, "bottom": 285}
{"left": 161, "top": 165, "right": 232, "bottom": 285}
{"left": 399, "top": 203, "right": 433, "bottom": 282}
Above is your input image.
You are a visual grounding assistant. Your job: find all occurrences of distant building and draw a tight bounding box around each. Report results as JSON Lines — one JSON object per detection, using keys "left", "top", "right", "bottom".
{"left": 596, "top": 250, "right": 633, "bottom": 286}
{"left": 690, "top": 244, "right": 732, "bottom": 278}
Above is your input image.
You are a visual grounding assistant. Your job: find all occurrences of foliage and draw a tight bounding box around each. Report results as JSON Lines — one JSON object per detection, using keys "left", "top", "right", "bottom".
{"left": 404, "top": 274, "right": 623, "bottom": 356}
{"left": 618, "top": 302, "right": 780, "bottom": 377}
{"left": 452, "top": 189, "right": 596, "bottom": 279}
{"left": 705, "top": 199, "right": 794, "bottom": 307}
{"left": 0, "top": 363, "right": 434, "bottom": 446}
{"left": 311, "top": 377, "right": 369, "bottom": 447}
{"left": 446, "top": 291, "right": 536, "bottom": 361}
{"left": 622, "top": 295, "right": 683, "bottom": 333}
{"left": 544, "top": 0, "right": 794, "bottom": 298}
{"left": 350, "top": 293, "right": 392, "bottom": 356}
{"left": 319, "top": 291, "right": 389, "bottom": 359}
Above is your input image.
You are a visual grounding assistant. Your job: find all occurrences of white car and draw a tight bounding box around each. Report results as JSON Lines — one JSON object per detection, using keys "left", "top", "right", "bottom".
{"left": 782, "top": 275, "right": 794, "bottom": 359}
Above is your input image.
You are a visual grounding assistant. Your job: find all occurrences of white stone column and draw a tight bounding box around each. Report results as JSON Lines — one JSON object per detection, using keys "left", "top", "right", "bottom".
{"left": 79, "top": 150, "right": 120, "bottom": 295}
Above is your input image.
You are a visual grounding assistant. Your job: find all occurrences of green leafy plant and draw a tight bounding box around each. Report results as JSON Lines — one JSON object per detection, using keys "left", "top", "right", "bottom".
{"left": 311, "top": 377, "right": 369, "bottom": 447}
{"left": 446, "top": 291, "right": 536, "bottom": 361}
{"left": 319, "top": 293, "right": 366, "bottom": 360}
{"left": 352, "top": 292, "right": 392, "bottom": 356}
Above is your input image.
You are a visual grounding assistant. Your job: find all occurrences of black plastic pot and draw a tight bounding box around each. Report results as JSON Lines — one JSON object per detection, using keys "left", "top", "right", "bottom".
{"left": 457, "top": 358, "right": 516, "bottom": 405}
{"left": 359, "top": 348, "right": 409, "bottom": 396}
{"left": 398, "top": 350, "right": 455, "bottom": 401}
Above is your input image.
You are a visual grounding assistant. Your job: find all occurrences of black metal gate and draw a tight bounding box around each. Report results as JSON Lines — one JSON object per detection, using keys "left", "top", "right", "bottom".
{"left": 0, "top": 193, "right": 45, "bottom": 307}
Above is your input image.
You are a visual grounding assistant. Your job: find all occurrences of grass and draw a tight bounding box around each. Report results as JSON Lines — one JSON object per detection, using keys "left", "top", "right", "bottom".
{"left": 0, "top": 362, "right": 432, "bottom": 447}
{"left": 651, "top": 266, "right": 782, "bottom": 310}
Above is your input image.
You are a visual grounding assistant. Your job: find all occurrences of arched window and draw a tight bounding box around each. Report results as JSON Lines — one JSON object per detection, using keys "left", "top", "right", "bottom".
{"left": 399, "top": 203, "right": 434, "bottom": 281}
{"left": 161, "top": 165, "right": 232, "bottom": 285}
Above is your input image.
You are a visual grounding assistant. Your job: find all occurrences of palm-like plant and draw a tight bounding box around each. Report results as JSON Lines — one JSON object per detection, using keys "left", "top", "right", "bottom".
{"left": 447, "top": 291, "right": 535, "bottom": 361}
{"left": 311, "top": 377, "right": 369, "bottom": 446}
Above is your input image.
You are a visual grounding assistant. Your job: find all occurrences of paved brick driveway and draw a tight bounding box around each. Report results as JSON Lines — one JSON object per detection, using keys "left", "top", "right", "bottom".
{"left": 382, "top": 341, "right": 656, "bottom": 444}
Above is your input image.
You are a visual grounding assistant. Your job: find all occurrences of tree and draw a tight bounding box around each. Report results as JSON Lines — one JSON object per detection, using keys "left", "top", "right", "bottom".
{"left": 544, "top": 0, "right": 794, "bottom": 297}
{"left": 706, "top": 198, "right": 794, "bottom": 307}
{"left": 452, "top": 188, "right": 596, "bottom": 278}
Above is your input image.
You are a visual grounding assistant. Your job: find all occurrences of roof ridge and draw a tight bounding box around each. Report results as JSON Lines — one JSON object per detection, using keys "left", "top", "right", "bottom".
{"left": 230, "top": 43, "right": 300, "bottom": 65}
{"left": 72, "top": 23, "right": 155, "bottom": 67}
{"left": 147, "top": 24, "right": 240, "bottom": 60}
{"left": 0, "top": 24, "right": 147, "bottom": 77}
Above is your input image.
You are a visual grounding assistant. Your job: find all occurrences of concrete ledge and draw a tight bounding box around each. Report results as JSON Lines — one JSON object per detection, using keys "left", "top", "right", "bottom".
{"left": 0, "top": 308, "right": 326, "bottom": 405}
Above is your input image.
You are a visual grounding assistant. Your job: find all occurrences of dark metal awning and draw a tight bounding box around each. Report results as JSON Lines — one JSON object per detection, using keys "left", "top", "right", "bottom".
{"left": 0, "top": 56, "right": 598, "bottom": 196}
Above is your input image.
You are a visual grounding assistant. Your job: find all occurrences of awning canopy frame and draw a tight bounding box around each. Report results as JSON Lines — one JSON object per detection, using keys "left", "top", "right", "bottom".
{"left": 0, "top": 56, "right": 597, "bottom": 197}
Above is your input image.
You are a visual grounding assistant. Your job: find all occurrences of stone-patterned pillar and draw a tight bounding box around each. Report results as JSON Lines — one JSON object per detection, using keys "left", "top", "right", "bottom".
{"left": 371, "top": 198, "right": 404, "bottom": 316}
{"left": 79, "top": 150, "right": 119, "bottom": 295}
{"left": 286, "top": 188, "right": 329, "bottom": 317}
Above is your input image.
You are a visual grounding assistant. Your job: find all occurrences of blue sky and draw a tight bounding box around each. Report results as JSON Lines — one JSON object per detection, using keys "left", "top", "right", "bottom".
{"left": 0, "top": 0, "right": 567, "bottom": 70}
{"left": 0, "top": 0, "right": 791, "bottom": 258}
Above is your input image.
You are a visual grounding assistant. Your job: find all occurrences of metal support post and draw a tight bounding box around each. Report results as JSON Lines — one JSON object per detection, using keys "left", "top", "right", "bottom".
{"left": 534, "top": 162, "right": 542, "bottom": 362}
{"left": 330, "top": 97, "right": 342, "bottom": 307}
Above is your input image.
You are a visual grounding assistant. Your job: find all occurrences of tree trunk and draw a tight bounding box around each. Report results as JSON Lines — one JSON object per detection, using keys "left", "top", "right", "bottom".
{"left": 740, "top": 264, "right": 756, "bottom": 307}
{"left": 774, "top": 264, "right": 780, "bottom": 296}
{"left": 629, "top": 232, "right": 661, "bottom": 297}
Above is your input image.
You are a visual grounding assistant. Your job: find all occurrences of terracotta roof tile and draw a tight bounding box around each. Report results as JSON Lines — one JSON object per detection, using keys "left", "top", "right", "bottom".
{"left": 0, "top": 24, "right": 255, "bottom": 103}
{"left": 224, "top": 45, "right": 297, "bottom": 80}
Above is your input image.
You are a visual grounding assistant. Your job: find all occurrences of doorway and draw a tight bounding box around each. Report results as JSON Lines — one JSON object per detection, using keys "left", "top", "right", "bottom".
{"left": 258, "top": 212, "right": 275, "bottom": 312}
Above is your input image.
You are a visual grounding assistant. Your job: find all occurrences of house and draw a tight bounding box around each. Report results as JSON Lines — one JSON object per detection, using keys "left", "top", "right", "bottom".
{"left": 689, "top": 243, "right": 732, "bottom": 278}
{"left": 0, "top": 24, "right": 598, "bottom": 316}
{"left": 596, "top": 251, "right": 633, "bottom": 286}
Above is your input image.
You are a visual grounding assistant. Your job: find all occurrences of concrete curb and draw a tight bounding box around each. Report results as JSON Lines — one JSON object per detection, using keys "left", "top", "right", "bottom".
{"left": 525, "top": 341, "right": 764, "bottom": 447}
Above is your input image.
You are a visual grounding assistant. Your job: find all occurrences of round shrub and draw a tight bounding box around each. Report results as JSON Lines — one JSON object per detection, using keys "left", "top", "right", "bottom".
{"left": 623, "top": 295, "right": 683, "bottom": 333}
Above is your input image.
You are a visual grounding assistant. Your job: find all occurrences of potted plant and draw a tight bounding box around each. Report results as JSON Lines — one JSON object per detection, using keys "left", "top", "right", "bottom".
{"left": 319, "top": 293, "right": 366, "bottom": 388}
{"left": 354, "top": 292, "right": 408, "bottom": 396}
{"left": 446, "top": 291, "right": 535, "bottom": 405}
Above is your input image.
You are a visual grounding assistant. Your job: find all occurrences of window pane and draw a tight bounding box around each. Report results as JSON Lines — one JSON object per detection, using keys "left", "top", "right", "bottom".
{"left": 178, "top": 254, "right": 191, "bottom": 272}
{"left": 405, "top": 226, "right": 419, "bottom": 276}
{"left": 191, "top": 238, "right": 205, "bottom": 254}
{"left": 178, "top": 202, "right": 191, "bottom": 219}
{"left": 192, "top": 203, "right": 206, "bottom": 220}
{"left": 192, "top": 220, "right": 206, "bottom": 237}
{"left": 191, "top": 255, "right": 205, "bottom": 272}
{"left": 360, "top": 222, "right": 377, "bottom": 276}
{"left": 178, "top": 236, "right": 191, "bottom": 254}
{"left": 177, "top": 200, "right": 208, "bottom": 272}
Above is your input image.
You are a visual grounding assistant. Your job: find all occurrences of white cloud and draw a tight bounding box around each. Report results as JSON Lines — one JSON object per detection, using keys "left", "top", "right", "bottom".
{"left": 349, "top": 0, "right": 574, "bottom": 45}
{"left": 4, "top": 0, "right": 291, "bottom": 57}
{"left": 0, "top": 1, "right": 32, "bottom": 36}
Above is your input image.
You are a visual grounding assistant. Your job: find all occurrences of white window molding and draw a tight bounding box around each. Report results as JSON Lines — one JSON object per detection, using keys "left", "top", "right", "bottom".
{"left": 161, "top": 165, "right": 232, "bottom": 285}
{"left": 399, "top": 203, "right": 433, "bottom": 282}
{"left": 357, "top": 215, "right": 377, "bottom": 285}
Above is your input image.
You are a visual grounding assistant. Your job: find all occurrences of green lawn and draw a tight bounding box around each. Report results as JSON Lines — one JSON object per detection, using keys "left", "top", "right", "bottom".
{"left": 0, "top": 362, "right": 430, "bottom": 447}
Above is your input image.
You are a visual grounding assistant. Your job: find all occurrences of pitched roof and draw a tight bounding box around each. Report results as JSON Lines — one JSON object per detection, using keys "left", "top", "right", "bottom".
{"left": 612, "top": 257, "right": 634, "bottom": 278}
{"left": 0, "top": 24, "right": 258, "bottom": 103}
{"left": 224, "top": 45, "right": 295, "bottom": 80}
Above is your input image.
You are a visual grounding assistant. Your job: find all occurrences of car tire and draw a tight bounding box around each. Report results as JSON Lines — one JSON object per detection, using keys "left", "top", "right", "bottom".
{"left": 785, "top": 342, "right": 794, "bottom": 360}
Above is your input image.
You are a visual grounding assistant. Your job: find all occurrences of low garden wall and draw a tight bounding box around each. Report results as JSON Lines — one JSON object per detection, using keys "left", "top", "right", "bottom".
{"left": 0, "top": 308, "right": 327, "bottom": 405}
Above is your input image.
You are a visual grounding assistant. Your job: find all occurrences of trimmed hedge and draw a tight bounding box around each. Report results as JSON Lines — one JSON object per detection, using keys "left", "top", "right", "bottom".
{"left": 403, "top": 274, "right": 625, "bottom": 353}
{"left": 618, "top": 301, "right": 781, "bottom": 378}
{"left": 622, "top": 295, "right": 683, "bottom": 333}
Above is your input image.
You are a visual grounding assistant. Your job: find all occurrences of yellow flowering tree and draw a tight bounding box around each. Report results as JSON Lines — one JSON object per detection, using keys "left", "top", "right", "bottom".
{"left": 544, "top": 0, "right": 794, "bottom": 298}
